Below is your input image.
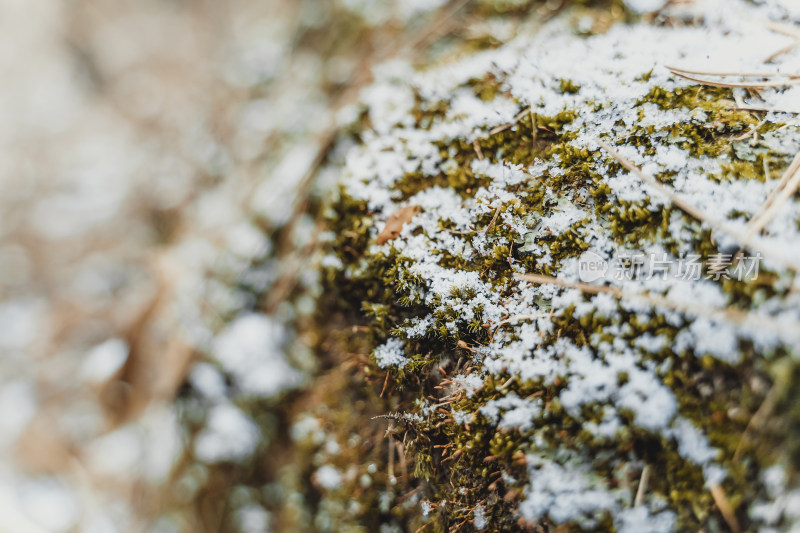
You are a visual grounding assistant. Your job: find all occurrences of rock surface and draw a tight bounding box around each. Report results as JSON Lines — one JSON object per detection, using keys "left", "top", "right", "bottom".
{"left": 312, "top": 0, "right": 800, "bottom": 530}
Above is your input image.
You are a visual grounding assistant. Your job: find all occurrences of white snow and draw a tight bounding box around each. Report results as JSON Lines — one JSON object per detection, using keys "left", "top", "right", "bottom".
{"left": 80, "top": 338, "right": 129, "bottom": 384}
{"left": 18, "top": 478, "right": 78, "bottom": 533}
{"left": 519, "top": 458, "right": 618, "bottom": 524}
{"left": 615, "top": 506, "right": 675, "bottom": 533}
{"left": 623, "top": 0, "right": 669, "bottom": 14}
{"left": 373, "top": 337, "right": 409, "bottom": 368}
{"left": 194, "top": 402, "right": 261, "bottom": 463}
{"left": 213, "top": 313, "right": 301, "bottom": 397}
{"left": 315, "top": 465, "right": 342, "bottom": 490}
{"left": 473, "top": 505, "right": 487, "bottom": 529}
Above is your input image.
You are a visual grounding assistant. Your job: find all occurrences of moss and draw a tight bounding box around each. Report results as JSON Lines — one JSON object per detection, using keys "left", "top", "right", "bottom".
{"left": 559, "top": 79, "right": 581, "bottom": 94}
{"left": 392, "top": 168, "right": 491, "bottom": 201}
{"left": 635, "top": 69, "right": 654, "bottom": 82}
{"left": 468, "top": 72, "right": 505, "bottom": 102}
{"left": 302, "top": 19, "right": 799, "bottom": 533}
{"left": 411, "top": 91, "right": 450, "bottom": 130}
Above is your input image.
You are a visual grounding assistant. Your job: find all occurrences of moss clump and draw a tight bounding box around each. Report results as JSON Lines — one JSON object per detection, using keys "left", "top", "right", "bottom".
{"left": 559, "top": 79, "right": 582, "bottom": 94}
{"left": 468, "top": 73, "right": 505, "bottom": 102}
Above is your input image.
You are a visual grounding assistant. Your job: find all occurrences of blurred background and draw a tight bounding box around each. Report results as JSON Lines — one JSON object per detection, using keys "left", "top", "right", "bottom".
{"left": 0, "top": 0, "right": 637, "bottom": 531}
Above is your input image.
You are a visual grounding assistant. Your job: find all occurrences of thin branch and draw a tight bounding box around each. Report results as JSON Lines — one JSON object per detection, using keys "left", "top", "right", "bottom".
{"left": 494, "top": 313, "right": 549, "bottom": 330}
{"left": 634, "top": 465, "right": 651, "bottom": 507}
{"left": 765, "top": 20, "right": 800, "bottom": 40}
{"left": 733, "top": 382, "right": 779, "bottom": 462}
{"left": 733, "top": 104, "right": 800, "bottom": 114}
{"left": 489, "top": 107, "right": 532, "bottom": 135}
{"left": 473, "top": 139, "right": 484, "bottom": 160}
{"left": 484, "top": 202, "right": 504, "bottom": 235}
{"left": 765, "top": 40, "right": 800, "bottom": 64}
{"left": 596, "top": 139, "right": 725, "bottom": 224}
{"left": 709, "top": 483, "right": 742, "bottom": 533}
{"left": 730, "top": 118, "right": 767, "bottom": 141}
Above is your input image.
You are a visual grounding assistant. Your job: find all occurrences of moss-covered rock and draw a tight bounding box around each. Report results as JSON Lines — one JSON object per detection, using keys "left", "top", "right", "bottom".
{"left": 303, "top": 2, "right": 800, "bottom": 531}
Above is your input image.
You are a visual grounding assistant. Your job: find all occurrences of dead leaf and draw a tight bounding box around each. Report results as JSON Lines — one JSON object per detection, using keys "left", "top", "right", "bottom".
{"left": 376, "top": 205, "right": 421, "bottom": 244}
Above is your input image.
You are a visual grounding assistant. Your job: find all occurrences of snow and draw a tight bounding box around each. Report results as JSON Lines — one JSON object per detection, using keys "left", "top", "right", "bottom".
{"left": 213, "top": 313, "right": 302, "bottom": 397}
{"left": 480, "top": 394, "right": 542, "bottom": 431}
{"left": 194, "top": 402, "right": 261, "bottom": 463}
{"left": 315, "top": 465, "right": 342, "bottom": 490}
{"left": 669, "top": 418, "right": 720, "bottom": 466}
{"left": 473, "top": 505, "right": 487, "bottom": 530}
{"left": 18, "top": 477, "right": 79, "bottom": 533}
{"left": 2, "top": 0, "right": 798, "bottom": 529}
{"left": 453, "top": 374, "right": 484, "bottom": 398}
{"left": 80, "top": 338, "right": 129, "bottom": 384}
{"left": 373, "top": 337, "right": 409, "bottom": 368}
{"left": 519, "top": 458, "right": 618, "bottom": 524}
{"left": 0, "top": 381, "right": 37, "bottom": 448}
{"left": 615, "top": 506, "right": 675, "bottom": 533}
{"left": 188, "top": 362, "right": 228, "bottom": 399}
{"left": 236, "top": 504, "right": 271, "bottom": 533}
{"left": 226, "top": 223, "right": 271, "bottom": 260}
{"left": 623, "top": 0, "right": 669, "bottom": 14}
{"left": 0, "top": 298, "right": 47, "bottom": 351}
{"left": 421, "top": 500, "right": 432, "bottom": 517}
{"left": 83, "top": 425, "right": 143, "bottom": 476}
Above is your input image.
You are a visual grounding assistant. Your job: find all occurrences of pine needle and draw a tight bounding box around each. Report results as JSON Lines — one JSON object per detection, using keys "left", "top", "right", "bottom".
{"left": 709, "top": 483, "right": 742, "bottom": 533}
{"left": 484, "top": 202, "right": 504, "bottom": 235}
{"left": 666, "top": 68, "right": 800, "bottom": 89}
{"left": 489, "top": 107, "right": 532, "bottom": 135}
{"left": 765, "top": 20, "right": 800, "bottom": 40}
{"left": 665, "top": 65, "right": 800, "bottom": 79}
{"left": 634, "top": 465, "right": 651, "bottom": 507}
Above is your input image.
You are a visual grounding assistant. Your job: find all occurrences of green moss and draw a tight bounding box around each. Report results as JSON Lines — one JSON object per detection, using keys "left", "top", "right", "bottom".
{"left": 310, "top": 38, "right": 800, "bottom": 532}
{"left": 392, "top": 168, "right": 491, "bottom": 201}
{"left": 411, "top": 91, "right": 450, "bottom": 130}
{"left": 636, "top": 69, "right": 654, "bottom": 82}
{"left": 468, "top": 72, "right": 504, "bottom": 102}
{"left": 559, "top": 79, "right": 581, "bottom": 94}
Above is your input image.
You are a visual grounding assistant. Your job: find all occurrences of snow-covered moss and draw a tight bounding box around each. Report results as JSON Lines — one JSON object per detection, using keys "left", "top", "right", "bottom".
{"left": 317, "top": 0, "right": 800, "bottom": 530}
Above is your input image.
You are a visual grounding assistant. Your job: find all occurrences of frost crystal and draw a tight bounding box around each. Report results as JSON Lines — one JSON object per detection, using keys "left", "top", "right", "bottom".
{"left": 373, "top": 338, "right": 408, "bottom": 368}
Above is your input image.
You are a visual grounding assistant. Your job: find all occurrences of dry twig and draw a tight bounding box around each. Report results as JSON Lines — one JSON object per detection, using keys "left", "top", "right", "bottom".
{"left": 489, "top": 107, "right": 533, "bottom": 135}
{"left": 484, "top": 202, "right": 504, "bottom": 235}
{"left": 634, "top": 464, "right": 651, "bottom": 507}
{"left": 709, "top": 483, "right": 742, "bottom": 533}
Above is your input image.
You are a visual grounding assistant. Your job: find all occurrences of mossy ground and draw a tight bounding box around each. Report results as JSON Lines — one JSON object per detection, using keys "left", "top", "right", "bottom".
{"left": 308, "top": 63, "right": 800, "bottom": 531}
